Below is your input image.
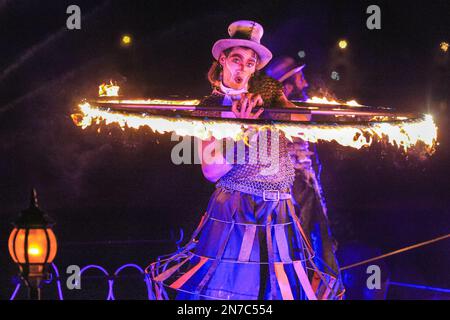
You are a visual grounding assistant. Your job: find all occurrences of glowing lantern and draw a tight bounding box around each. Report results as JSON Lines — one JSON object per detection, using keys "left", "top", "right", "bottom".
{"left": 8, "top": 189, "right": 57, "bottom": 300}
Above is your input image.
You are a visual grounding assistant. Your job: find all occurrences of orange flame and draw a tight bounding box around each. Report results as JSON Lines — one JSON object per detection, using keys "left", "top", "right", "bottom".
{"left": 72, "top": 102, "right": 438, "bottom": 154}
{"left": 306, "top": 96, "right": 363, "bottom": 107}
{"left": 99, "top": 81, "right": 120, "bottom": 97}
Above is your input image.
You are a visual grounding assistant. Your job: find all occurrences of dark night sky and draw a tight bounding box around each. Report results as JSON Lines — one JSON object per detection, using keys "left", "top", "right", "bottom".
{"left": 0, "top": 0, "right": 448, "bottom": 299}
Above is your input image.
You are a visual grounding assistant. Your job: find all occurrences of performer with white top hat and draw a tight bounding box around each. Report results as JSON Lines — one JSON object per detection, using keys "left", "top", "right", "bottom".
{"left": 148, "top": 20, "right": 344, "bottom": 300}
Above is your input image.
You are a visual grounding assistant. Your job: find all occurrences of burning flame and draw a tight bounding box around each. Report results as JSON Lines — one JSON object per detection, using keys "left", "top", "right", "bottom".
{"left": 72, "top": 102, "right": 438, "bottom": 154}
{"left": 306, "top": 96, "right": 363, "bottom": 107}
{"left": 28, "top": 246, "right": 41, "bottom": 256}
{"left": 99, "top": 81, "right": 120, "bottom": 97}
{"left": 279, "top": 114, "right": 437, "bottom": 152}
{"left": 346, "top": 100, "right": 362, "bottom": 107}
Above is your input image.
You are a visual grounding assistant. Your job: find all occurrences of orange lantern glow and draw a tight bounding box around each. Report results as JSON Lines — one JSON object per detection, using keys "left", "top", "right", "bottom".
{"left": 8, "top": 228, "right": 57, "bottom": 269}
{"left": 8, "top": 189, "right": 57, "bottom": 299}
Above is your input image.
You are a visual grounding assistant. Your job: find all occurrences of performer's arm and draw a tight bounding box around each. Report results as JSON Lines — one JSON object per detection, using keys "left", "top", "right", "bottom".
{"left": 198, "top": 93, "right": 264, "bottom": 183}
{"left": 198, "top": 137, "right": 233, "bottom": 183}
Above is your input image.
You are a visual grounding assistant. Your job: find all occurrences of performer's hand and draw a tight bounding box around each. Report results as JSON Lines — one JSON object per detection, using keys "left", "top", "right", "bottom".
{"left": 231, "top": 93, "right": 264, "bottom": 119}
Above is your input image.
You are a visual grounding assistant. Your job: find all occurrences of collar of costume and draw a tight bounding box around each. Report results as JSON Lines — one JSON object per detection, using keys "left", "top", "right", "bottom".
{"left": 219, "top": 82, "right": 248, "bottom": 95}
{"left": 216, "top": 82, "right": 248, "bottom": 106}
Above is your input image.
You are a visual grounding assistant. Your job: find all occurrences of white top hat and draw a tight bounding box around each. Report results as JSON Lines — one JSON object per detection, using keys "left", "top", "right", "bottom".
{"left": 212, "top": 20, "right": 273, "bottom": 70}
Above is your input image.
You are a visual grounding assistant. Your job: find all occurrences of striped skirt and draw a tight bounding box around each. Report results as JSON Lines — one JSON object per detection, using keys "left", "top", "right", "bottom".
{"left": 147, "top": 187, "right": 342, "bottom": 300}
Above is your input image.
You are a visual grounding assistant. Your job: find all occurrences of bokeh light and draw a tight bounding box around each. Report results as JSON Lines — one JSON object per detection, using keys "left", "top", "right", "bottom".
{"left": 121, "top": 34, "right": 133, "bottom": 47}
{"left": 338, "top": 39, "right": 348, "bottom": 49}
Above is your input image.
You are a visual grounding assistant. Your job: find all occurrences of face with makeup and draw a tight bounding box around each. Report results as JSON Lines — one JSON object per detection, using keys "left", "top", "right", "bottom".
{"left": 218, "top": 46, "right": 258, "bottom": 90}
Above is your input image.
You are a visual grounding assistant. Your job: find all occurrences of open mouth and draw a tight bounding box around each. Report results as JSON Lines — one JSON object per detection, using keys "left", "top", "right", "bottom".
{"left": 234, "top": 75, "right": 243, "bottom": 84}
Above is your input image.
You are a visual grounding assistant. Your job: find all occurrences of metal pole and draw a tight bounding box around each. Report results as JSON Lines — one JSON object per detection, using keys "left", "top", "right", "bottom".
{"left": 87, "top": 100, "right": 413, "bottom": 118}
{"left": 28, "top": 286, "right": 41, "bottom": 300}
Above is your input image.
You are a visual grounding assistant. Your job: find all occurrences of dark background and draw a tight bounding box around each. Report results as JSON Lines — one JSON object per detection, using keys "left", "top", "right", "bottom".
{"left": 0, "top": 0, "right": 448, "bottom": 299}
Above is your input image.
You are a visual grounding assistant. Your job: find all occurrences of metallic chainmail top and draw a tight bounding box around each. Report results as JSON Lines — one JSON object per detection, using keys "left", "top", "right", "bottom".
{"left": 216, "top": 129, "right": 296, "bottom": 197}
